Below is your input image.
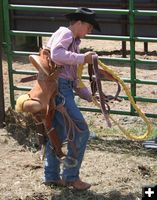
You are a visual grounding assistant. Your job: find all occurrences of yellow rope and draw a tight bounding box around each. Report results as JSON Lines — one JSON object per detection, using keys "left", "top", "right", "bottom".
{"left": 77, "top": 64, "right": 86, "bottom": 88}
{"left": 97, "top": 60, "right": 152, "bottom": 140}
{"left": 77, "top": 61, "right": 152, "bottom": 140}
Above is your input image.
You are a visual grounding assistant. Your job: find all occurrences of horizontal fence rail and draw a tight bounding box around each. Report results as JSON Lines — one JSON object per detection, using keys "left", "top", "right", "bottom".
{"left": 2, "top": 0, "right": 157, "bottom": 118}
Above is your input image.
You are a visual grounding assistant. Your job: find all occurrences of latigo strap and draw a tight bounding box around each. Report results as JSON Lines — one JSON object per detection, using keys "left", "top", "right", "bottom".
{"left": 88, "top": 55, "right": 122, "bottom": 127}
{"left": 92, "top": 55, "right": 111, "bottom": 127}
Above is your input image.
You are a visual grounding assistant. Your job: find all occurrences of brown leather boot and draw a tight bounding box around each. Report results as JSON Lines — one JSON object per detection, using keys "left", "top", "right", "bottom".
{"left": 43, "top": 179, "right": 66, "bottom": 187}
{"left": 67, "top": 179, "right": 91, "bottom": 190}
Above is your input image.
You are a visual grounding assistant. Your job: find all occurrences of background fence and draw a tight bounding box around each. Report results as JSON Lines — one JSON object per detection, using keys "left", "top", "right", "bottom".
{"left": 1, "top": 0, "right": 157, "bottom": 120}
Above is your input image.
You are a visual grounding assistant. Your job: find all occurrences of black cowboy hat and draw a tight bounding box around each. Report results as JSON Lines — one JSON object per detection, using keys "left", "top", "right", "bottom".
{"left": 65, "top": 7, "right": 101, "bottom": 32}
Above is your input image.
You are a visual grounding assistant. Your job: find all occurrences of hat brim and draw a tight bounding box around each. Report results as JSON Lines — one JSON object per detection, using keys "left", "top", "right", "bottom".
{"left": 65, "top": 13, "right": 101, "bottom": 32}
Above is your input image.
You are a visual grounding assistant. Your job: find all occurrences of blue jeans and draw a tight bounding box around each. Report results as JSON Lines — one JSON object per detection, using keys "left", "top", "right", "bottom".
{"left": 43, "top": 78, "right": 90, "bottom": 182}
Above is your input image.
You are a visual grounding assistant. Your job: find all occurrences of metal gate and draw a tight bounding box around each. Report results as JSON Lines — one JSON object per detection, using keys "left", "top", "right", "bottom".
{"left": 1, "top": 0, "right": 157, "bottom": 118}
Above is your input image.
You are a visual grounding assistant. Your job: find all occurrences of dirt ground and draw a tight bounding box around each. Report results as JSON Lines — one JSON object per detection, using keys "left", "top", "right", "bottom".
{"left": 0, "top": 40, "right": 157, "bottom": 200}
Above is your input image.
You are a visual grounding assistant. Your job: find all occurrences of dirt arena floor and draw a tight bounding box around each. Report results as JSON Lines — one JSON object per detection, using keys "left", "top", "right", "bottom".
{"left": 0, "top": 40, "right": 157, "bottom": 200}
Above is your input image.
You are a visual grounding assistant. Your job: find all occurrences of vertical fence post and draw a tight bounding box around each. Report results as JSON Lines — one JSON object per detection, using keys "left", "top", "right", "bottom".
{"left": 3, "top": 0, "right": 15, "bottom": 108}
{"left": 129, "top": 0, "right": 136, "bottom": 115}
{"left": 121, "top": 0, "right": 127, "bottom": 58}
{"left": 0, "top": 0, "right": 5, "bottom": 127}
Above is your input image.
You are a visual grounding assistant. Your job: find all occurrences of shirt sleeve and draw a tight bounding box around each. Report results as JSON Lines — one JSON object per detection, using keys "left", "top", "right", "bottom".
{"left": 74, "top": 86, "right": 92, "bottom": 102}
{"left": 50, "top": 32, "right": 85, "bottom": 65}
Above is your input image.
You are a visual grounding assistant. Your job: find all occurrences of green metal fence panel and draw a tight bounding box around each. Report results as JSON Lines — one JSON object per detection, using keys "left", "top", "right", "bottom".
{"left": 2, "top": 0, "right": 157, "bottom": 118}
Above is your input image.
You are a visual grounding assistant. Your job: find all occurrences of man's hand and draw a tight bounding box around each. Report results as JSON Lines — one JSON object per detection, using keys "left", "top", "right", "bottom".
{"left": 84, "top": 51, "right": 96, "bottom": 64}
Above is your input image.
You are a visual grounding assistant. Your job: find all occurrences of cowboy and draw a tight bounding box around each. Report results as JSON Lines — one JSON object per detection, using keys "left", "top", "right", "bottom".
{"left": 43, "top": 7, "right": 100, "bottom": 190}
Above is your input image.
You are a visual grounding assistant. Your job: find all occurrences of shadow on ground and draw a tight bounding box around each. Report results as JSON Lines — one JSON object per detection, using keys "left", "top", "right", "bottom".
{"left": 23, "top": 188, "right": 138, "bottom": 200}
{"left": 4, "top": 107, "right": 157, "bottom": 157}
{"left": 5, "top": 107, "right": 39, "bottom": 151}
{"left": 50, "top": 189, "right": 137, "bottom": 200}
{"left": 51, "top": 190, "right": 136, "bottom": 200}
{"left": 88, "top": 136, "right": 157, "bottom": 158}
